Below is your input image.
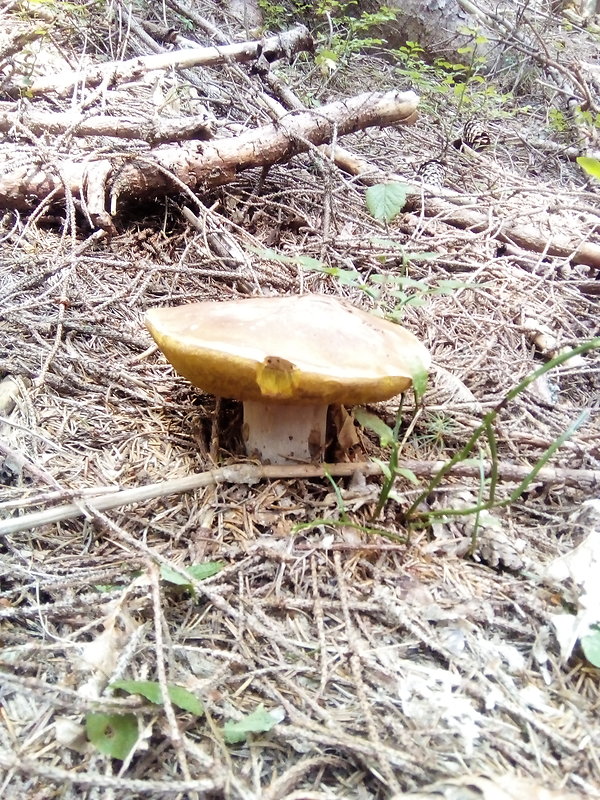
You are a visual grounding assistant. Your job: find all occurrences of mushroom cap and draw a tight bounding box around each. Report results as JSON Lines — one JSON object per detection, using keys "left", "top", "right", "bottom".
{"left": 145, "top": 294, "right": 430, "bottom": 405}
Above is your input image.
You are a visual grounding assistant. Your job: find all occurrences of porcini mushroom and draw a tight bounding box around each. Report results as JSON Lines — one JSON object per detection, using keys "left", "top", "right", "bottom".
{"left": 145, "top": 294, "right": 430, "bottom": 464}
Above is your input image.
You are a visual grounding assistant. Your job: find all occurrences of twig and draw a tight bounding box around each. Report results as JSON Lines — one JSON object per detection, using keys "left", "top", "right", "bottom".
{"left": 0, "top": 750, "right": 218, "bottom": 794}
{"left": 1, "top": 459, "right": 598, "bottom": 536}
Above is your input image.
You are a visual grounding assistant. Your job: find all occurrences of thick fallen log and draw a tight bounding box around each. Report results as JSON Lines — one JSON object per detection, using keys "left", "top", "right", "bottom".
{"left": 15, "top": 25, "right": 314, "bottom": 98}
{"left": 0, "top": 90, "right": 420, "bottom": 223}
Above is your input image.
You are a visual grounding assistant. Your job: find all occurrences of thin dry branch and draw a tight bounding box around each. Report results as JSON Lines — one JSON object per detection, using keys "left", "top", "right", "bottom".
{"left": 1, "top": 458, "right": 598, "bottom": 536}
{"left": 0, "top": 750, "right": 219, "bottom": 795}
{"left": 265, "top": 73, "right": 600, "bottom": 269}
{"left": 0, "top": 104, "right": 216, "bottom": 143}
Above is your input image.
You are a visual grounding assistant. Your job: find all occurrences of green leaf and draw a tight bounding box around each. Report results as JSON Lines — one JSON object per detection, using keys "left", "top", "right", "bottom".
{"left": 316, "top": 48, "right": 338, "bottom": 63}
{"left": 167, "top": 685, "right": 204, "bottom": 715}
{"left": 112, "top": 679, "right": 163, "bottom": 704}
{"left": 383, "top": 275, "right": 428, "bottom": 288}
{"left": 395, "top": 466, "right": 419, "bottom": 485}
{"left": 86, "top": 713, "right": 138, "bottom": 760}
{"left": 296, "top": 255, "right": 328, "bottom": 269}
{"left": 160, "top": 561, "right": 225, "bottom": 587}
{"left": 353, "top": 408, "right": 395, "bottom": 447}
{"left": 245, "top": 245, "right": 327, "bottom": 271}
{"left": 110, "top": 680, "right": 204, "bottom": 716}
{"left": 403, "top": 296, "right": 427, "bottom": 307}
{"left": 581, "top": 626, "right": 600, "bottom": 667}
{"left": 411, "top": 365, "right": 430, "bottom": 403}
{"left": 332, "top": 267, "right": 363, "bottom": 285}
{"left": 223, "top": 705, "right": 280, "bottom": 744}
{"left": 371, "top": 457, "right": 392, "bottom": 481}
{"left": 94, "top": 584, "right": 125, "bottom": 593}
{"left": 365, "top": 183, "right": 408, "bottom": 222}
{"left": 576, "top": 157, "right": 600, "bottom": 181}
{"left": 436, "top": 279, "right": 476, "bottom": 290}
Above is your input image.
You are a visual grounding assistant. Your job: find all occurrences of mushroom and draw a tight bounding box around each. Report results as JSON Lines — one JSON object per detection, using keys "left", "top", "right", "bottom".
{"left": 145, "top": 294, "right": 430, "bottom": 464}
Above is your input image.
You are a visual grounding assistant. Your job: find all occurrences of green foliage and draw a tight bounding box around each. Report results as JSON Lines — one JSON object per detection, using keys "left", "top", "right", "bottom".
{"left": 365, "top": 183, "right": 408, "bottom": 222}
{"left": 572, "top": 107, "right": 600, "bottom": 130}
{"left": 402, "top": 339, "right": 600, "bottom": 528}
{"left": 353, "top": 408, "right": 395, "bottom": 448}
{"left": 419, "top": 412, "right": 457, "bottom": 452}
{"left": 393, "top": 32, "right": 510, "bottom": 116}
{"left": 111, "top": 680, "right": 204, "bottom": 715}
{"left": 86, "top": 681, "right": 204, "bottom": 759}
{"left": 160, "top": 560, "right": 225, "bottom": 589}
{"left": 257, "top": 0, "right": 291, "bottom": 29}
{"left": 259, "top": 1, "right": 398, "bottom": 66}
{"left": 249, "top": 245, "right": 469, "bottom": 321}
{"left": 223, "top": 705, "right": 280, "bottom": 744}
{"left": 356, "top": 400, "right": 420, "bottom": 519}
{"left": 549, "top": 107, "right": 569, "bottom": 132}
{"left": 550, "top": 106, "right": 600, "bottom": 135}
{"left": 577, "top": 156, "right": 600, "bottom": 181}
{"left": 85, "top": 713, "right": 138, "bottom": 760}
{"left": 293, "top": 466, "right": 409, "bottom": 542}
{"left": 302, "top": 257, "right": 481, "bottom": 322}
{"left": 346, "top": 341, "right": 600, "bottom": 539}
{"left": 249, "top": 244, "right": 473, "bottom": 322}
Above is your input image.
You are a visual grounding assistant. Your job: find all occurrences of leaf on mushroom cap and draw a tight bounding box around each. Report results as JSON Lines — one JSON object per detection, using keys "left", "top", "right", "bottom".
{"left": 145, "top": 294, "right": 430, "bottom": 405}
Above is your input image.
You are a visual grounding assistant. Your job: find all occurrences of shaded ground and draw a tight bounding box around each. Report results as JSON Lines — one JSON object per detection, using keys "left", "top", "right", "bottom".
{"left": 1, "top": 1, "right": 599, "bottom": 798}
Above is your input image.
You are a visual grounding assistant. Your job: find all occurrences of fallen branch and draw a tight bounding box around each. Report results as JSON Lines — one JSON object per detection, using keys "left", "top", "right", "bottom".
{"left": 0, "top": 90, "right": 419, "bottom": 220}
{"left": 320, "top": 143, "right": 600, "bottom": 269}
{"left": 1, "top": 458, "right": 598, "bottom": 536}
{"left": 265, "top": 73, "right": 600, "bottom": 270}
{"left": 418, "top": 196, "right": 600, "bottom": 270}
{"left": 0, "top": 103, "right": 216, "bottom": 143}
{"left": 16, "top": 25, "right": 314, "bottom": 98}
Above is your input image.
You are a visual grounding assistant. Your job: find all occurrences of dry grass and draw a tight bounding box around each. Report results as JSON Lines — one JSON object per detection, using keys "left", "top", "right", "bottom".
{"left": 1, "top": 1, "right": 600, "bottom": 798}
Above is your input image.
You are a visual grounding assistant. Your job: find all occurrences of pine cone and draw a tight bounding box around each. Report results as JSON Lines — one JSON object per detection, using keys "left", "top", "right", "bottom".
{"left": 453, "top": 120, "right": 491, "bottom": 151}
{"left": 416, "top": 159, "right": 446, "bottom": 188}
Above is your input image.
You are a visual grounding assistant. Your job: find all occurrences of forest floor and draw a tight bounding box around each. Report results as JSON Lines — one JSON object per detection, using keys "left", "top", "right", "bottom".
{"left": 0, "top": 1, "right": 599, "bottom": 798}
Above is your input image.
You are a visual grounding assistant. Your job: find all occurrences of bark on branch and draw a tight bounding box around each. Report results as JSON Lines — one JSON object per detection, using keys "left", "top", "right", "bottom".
{"left": 0, "top": 104, "right": 216, "bottom": 143}
{"left": 324, "top": 144, "right": 600, "bottom": 270}
{"left": 264, "top": 72, "right": 600, "bottom": 271}
{"left": 0, "top": 90, "right": 420, "bottom": 221}
{"left": 18, "top": 25, "right": 313, "bottom": 98}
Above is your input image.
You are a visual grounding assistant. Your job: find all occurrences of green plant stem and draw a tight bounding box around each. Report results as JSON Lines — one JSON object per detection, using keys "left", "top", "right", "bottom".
{"left": 293, "top": 517, "right": 407, "bottom": 544}
{"left": 484, "top": 417, "right": 498, "bottom": 503}
{"left": 467, "top": 451, "right": 487, "bottom": 556}
{"left": 403, "top": 338, "right": 600, "bottom": 523}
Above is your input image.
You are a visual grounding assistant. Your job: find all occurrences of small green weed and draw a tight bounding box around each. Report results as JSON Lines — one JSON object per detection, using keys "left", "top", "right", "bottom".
{"left": 402, "top": 339, "right": 600, "bottom": 528}
{"left": 393, "top": 31, "right": 511, "bottom": 117}
{"left": 248, "top": 243, "right": 481, "bottom": 323}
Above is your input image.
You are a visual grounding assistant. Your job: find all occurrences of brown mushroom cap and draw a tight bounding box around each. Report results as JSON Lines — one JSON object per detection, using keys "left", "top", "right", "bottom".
{"left": 145, "top": 294, "right": 430, "bottom": 405}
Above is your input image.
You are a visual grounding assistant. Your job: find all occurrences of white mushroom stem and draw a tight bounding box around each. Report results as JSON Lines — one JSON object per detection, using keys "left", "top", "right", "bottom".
{"left": 242, "top": 401, "right": 328, "bottom": 465}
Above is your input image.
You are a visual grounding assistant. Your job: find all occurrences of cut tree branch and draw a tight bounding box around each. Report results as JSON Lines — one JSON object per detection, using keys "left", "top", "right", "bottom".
{"left": 0, "top": 90, "right": 420, "bottom": 220}
{"left": 320, "top": 143, "right": 600, "bottom": 269}
{"left": 18, "top": 25, "right": 314, "bottom": 98}
{"left": 263, "top": 72, "right": 600, "bottom": 270}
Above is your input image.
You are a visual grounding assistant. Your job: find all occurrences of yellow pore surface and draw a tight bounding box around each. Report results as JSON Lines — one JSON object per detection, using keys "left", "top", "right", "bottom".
{"left": 145, "top": 294, "right": 431, "bottom": 405}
